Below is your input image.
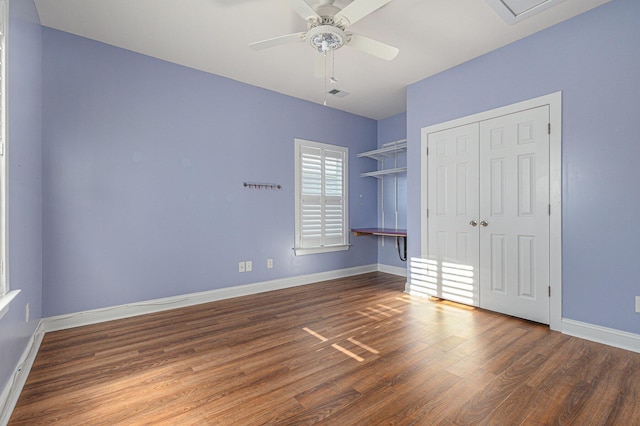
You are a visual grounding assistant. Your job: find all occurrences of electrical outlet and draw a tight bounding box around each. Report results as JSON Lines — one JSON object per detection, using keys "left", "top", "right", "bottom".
{"left": 636, "top": 296, "right": 640, "bottom": 313}
{"left": 238, "top": 261, "right": 245, "bottom": 273}
{"left": 25, "top": 303, "right": 30, "bottom": 323}
{"left": 245, "top": 261, "right": 252, "bottom": 272}
{"left": 267, "top": 259, "right": 273, "bottom": 269}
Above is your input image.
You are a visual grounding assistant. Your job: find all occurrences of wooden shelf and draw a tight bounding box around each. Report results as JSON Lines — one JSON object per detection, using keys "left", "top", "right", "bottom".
{"left": 351, "top": 227, "right": 407, "bottom": 237}
{"left": 352, "top": 227, "right": 407, "bottom": 261}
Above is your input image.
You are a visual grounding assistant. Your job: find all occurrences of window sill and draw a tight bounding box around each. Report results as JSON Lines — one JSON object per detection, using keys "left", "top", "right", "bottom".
{"left": 0, "top": 289, "right": 21, "bottom": 322}
{"left": 294, "top": 244, "right": 350, "bottom": 256}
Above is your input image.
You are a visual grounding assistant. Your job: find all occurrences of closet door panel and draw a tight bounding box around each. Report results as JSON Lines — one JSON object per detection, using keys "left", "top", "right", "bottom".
{"left": 478, "top": 106, "right": 550, "bottom": 324}
{"left": 427, "top": 123, "right": 480, "bottom": 306}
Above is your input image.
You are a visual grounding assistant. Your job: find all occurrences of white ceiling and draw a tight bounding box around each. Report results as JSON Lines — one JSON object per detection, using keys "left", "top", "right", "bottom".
{"left": 34, "top": 0, "right": 611, "bottom": 120}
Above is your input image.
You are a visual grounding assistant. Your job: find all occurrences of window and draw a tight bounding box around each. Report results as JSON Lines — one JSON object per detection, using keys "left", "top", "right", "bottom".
{"left": 294, "top": 138, "right": 349, "bottom": 255}
{"left": 0, "top": 0, "right": 6, "bottom": 297}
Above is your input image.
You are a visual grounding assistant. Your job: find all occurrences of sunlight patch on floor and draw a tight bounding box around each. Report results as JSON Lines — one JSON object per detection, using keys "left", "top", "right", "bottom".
{"left": 331, "top": 344, "right": 364, "bottom": 362}
{"left": 302, "top": 327, "right": 328, "bottom": 342}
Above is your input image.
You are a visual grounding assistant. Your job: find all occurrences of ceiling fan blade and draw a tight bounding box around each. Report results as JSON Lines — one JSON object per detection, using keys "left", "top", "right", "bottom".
{"left": 249, "top": 32, "right": 306, "bottom": 51}
{"left": 282, "top": 0, "right": 320, "bottom": 21}
{"left": 334, "top": 0, "right": 393, "bottom": 26}
{"left": 346, "top": 33, "right": 399, "bottom": 61}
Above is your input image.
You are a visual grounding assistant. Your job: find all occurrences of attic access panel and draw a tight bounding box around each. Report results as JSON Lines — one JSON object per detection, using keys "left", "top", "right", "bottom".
{"left": 485, "top": 0, "right": 567, "bottom": 24}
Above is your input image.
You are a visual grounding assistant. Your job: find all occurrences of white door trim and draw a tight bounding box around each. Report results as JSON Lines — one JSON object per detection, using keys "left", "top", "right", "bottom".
{"left": 419, "top": 92, "right": 562, "bottom": 331}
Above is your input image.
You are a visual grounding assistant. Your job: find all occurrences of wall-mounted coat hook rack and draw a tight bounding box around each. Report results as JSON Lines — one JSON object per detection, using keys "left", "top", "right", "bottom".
{"left": 243, "top": 182, "right": 282, "bottom": 190}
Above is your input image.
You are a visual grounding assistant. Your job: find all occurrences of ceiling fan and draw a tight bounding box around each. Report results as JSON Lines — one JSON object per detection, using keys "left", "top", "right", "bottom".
{"left": 249, "top": 0, "right": 399, "bottom": 76}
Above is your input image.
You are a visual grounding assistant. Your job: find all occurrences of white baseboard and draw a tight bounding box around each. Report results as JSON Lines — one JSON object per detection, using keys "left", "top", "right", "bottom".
{"left": 43, "top": 264, "right": 379, "bottom": 332}
{"left": 377, "top": 264, "right": 407, "bottom": 277}
{"left": 0, "top": 321, "right": 45, "bottom": 426}
{"left": 562, "top": 318, "right": 640, "bottom": 353}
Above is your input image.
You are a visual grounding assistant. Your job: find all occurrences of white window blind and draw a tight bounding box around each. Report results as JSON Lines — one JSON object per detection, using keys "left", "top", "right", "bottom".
{"left": 295, "top": 139, "right": 349, "bottom": 256}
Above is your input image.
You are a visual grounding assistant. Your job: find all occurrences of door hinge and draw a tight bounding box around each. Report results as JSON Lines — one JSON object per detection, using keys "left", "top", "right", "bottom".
{"left": 426, "top": 209, "right": 429, "bottom": 218}
{"left": 548, "top": 204, "right": 551, "bottom": 216}
{"left": 426, "top": 146, "right": 429, "bottom": 156}
{"left": 548, "top": 123, "right": 551, "bottom": 135}
{"left": 548, "top": 286, "right": 551, "bottom": 297}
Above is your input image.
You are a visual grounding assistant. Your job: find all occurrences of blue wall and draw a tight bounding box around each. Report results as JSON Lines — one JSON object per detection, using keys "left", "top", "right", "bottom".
{"left": 0, "top": 0, "right": 42, "bottom": 395}
{"left": 376, "top": 113, "right": 407, "bottom": 269}
{"left": 41, "top": 29, "right": 379, "bottom": 317}
{"left": 407, "top": 0, "right": 640, "bottom": 334}
{"left": 5, "top": 0, "right": 639, "bottom": 406}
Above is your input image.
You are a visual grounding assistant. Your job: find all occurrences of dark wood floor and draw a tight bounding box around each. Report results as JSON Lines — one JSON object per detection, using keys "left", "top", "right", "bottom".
{"left": 9, "top": 272, "right": 640, "bottom": 425}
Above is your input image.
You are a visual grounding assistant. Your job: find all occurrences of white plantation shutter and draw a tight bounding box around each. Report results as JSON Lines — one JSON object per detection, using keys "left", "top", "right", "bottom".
{"left": 322, "top": 149, "right": 345, "bottom": 245}
{"left": 300, "top": 146, "right": 323, "bottom": 248}
{"left": 295, "top": 139, "right": 349, "bottom": 255}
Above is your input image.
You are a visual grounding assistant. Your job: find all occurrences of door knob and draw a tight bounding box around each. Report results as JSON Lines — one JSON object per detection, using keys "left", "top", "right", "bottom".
{"left": 469, "top": 220, "right": 478, "bottom": 227}
{"left": 480, "top": 220, "right": 489, "bottom": 227}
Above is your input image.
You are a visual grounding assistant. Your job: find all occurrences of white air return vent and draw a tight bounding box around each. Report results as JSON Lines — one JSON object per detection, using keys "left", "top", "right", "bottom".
{"left": 328, "top": 89, "right": 350, "bottom": 98}
{"left": 485, "top": 0, "right": 567, "bottom": 24}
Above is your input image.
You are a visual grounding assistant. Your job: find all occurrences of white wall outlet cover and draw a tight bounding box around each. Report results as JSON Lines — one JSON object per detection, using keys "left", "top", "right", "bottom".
{"left": 267, "top": 259, "right": 273, "bottom": 269}
{"left": 238, "top": 261, "right": 245, "bottom": 273}
{"left": 246, "top": 261, "right": 252, "bottom": 272}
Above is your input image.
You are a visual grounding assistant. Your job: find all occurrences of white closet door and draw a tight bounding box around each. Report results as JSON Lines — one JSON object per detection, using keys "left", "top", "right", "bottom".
{"left": 478, "top": 106, "right": 550, "bottom": 324}
{"left": 427, "top": 123, "right": 480, "bottom": 306}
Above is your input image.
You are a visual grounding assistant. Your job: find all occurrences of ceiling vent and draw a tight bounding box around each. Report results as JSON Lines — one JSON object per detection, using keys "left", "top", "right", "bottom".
{"left": 328, "top": 89, "right": 350, "bottom": 98}
{"left": 485, "top": 0, "right": 567, "bottom": 24}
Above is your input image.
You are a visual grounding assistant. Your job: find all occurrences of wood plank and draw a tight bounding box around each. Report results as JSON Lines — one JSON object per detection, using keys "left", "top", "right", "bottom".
{"left": 8, "top": 272, "right": 640, "bottom": 425}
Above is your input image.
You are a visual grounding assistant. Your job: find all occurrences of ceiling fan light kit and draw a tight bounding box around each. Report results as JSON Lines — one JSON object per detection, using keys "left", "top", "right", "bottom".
{"left": 307, "top": 25, "right": 345, "bottom": 53}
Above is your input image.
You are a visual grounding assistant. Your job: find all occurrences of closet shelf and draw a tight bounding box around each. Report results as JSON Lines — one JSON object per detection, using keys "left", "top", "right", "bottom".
{"left": 358, "top": 139, "right": 407, "bottom": 178}
{"left": 360, "top": 167, "right": 407, "bottom": 178}
{"left": 356, "top": 139, "right": 407, "bottom": 262}
{"left": 357, "top": 139, "right": 407, "bottom": 161}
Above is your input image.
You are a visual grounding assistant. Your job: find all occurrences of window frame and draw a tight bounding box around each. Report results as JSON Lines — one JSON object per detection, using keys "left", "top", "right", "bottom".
{"left": 0, "top": 0, "right": 7, "bottom": 298}
{"left": 0, "top": 0, "right": 13, "bottom": 321}
{"left": 294, "top": 138, "right": 350, "bottom": 256}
